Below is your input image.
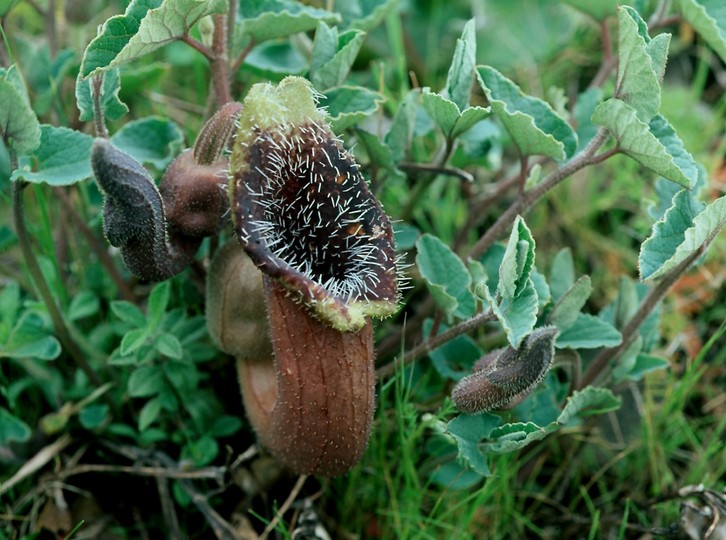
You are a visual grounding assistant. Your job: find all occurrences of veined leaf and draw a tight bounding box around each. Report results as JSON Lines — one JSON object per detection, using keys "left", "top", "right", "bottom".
{"left": 320, "top": 86, "right": 383, "bottom": 132}
{"left": 310, "top": 23, "right": 366, "bottom": 91}
{"left": 639, "top": 189, "right": 705, "bottom": 280}
{"left": 549, "top": 247, "right": 575, "bottom": 301}
{"left": 11, "top": 126, "right": 93, "bottom": 185}
{"left": 110, "top": 117, "right": 183, "bottom": 169}
{"left": 238, "top": 0, "right": 339, "bottom": 43}
{"left": 555, "top": 313, "right": 622, "bottom": 349}
{"left": 81, "top": 0, "right": 227, "bottom": 78}
{"left": 0, "top": 79, "right": 41, "bottom": 156}
{"left": 498, "top": 216, "right": 535, "bottom": 300}
{"left": 556, "top": 387, "right": 621, "bottom": 426}
{"left": 445, "top": 18, "right": 477, "bottom": 111}
{"left": 678, "top": 0, "right": 726, "bottom": 63}
{"left": 616, "top": 6, "right": 669, "bottom": 122}
{"left": 477, "top": 66, "right": 577, "bottom": 160}
{"left": 421, "top": 90, "right": 489, "bottom": 140}
{"left": 490, "top": 279, "right": 539, "bottom": 349}
{"left": 591, "top": 98, "right": 691, "bottom": 188}
{"left": 446, "top": 413, "right": 501, "bottom": 476}
{"left": 75, "top": 68, "right": 128, "bottom": 122}
{"left": 416, "top": 234, "right": 476, "bottom": 321}
{"left": 548, "top": 275, "right": 592, "bottom": 331}
{"left": 642, "top": 194, "right": 726, "bottom": 282}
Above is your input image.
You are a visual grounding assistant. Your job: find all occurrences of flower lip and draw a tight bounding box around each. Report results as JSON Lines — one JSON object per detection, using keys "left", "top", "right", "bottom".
{"left": 230, "top": 77, "right": 399, "bottom": 332}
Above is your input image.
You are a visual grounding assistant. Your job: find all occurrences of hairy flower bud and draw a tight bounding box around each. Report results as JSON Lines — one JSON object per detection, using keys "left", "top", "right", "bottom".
{"left": 452, "top": 326, "right": 559, "bottom": 413}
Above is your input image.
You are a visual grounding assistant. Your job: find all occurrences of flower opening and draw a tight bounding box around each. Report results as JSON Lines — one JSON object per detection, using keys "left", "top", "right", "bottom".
{"left": 229, "top": 77, "right": 399, "bottom": 331}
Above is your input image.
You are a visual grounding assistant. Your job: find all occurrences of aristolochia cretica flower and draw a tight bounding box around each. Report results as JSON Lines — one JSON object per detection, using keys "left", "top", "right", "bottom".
{"left": 218, "top": 76, "right": 401, "bottom": 476}
{"left": 229, "top": 76, "right": 400, "bottom": 332}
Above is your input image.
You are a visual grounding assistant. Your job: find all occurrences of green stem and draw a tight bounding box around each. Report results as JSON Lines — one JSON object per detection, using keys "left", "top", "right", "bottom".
{"left": 12, "top": 179, "right": 105, "bottom": 390}
{"left": 210, "top": 14, "right": 231, "bottom": 106}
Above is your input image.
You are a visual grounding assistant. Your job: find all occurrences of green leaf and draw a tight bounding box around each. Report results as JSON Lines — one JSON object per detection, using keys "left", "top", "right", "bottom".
{"left": 678, "top": 0, "right": 726, "bottom": 63}
{"left": 120, "top": 327, "right": 151, "bottom": 356}
{"left": 485, "top": 421, "right": 552, "bottom": 453}
{"left": 561, "top": 0, "right": 617, "bottom": 20}
{"left": 209, "top": 415, "right": 243, "bottom": 437}
{"left": 320, "top": 86, "right": 383, "bottom": 132}
{"left": 557, "top": 387, "right": 621, "bottom": 426}
{"left": 147, "top": 281, "right": 171, "bottom": 331}
{"left": 555, "top": 313, "right": 622, "bottom": 349}
{"left": 648, "top": 114, "right": 699, "bottom": 188}
{"left": 416, "top": 234, "right": 476, "bottom": 321}
{"left": 421, "top": 90, "right": 489, "bottom": 140}
{"left": 425, "top": 320, "right": 483, "bottom": 381}
{"left": 82, "top": 0, "right": 227, "bottom": 77}
{"left": 385, "top": 89, "right": 419, "bottom": 163}
{"left": 155, "top": 332, "right": 183, "bottom": 360}
{"left": 446, "top": 413, "right": 501, "bottom": 476}
{"left": 639, "top": 189, "right": 705, "bottom": 280}
{"left": 0, "top": 281, "right": 21, "bottom": 332}
{"left": 591, "top": 99, "right": 692, "bottom": 188}
{"left": 336, "top": 0, "right": 395, "bottom": 31}
{"left": 0, "top": 313, "right": 61, "bottom": 360}
{"left": 10, "top": 126, "right": 94, "bottom": 185}
{"left": 445, "top": 18, "right": 477, "bottom": 111}
{"left": 238, "top": 0, "right": 339, "bottom": 43}
{"left": 0, "top": 79, "right": 41, "bottom": 155}
{"left": 182, "top": 434, "right": 218, "bottom": 466}
{"left": 641, "top": 194, "right": 726, "bottom": 281}
{"left": 310, "top": 23, "right": 366, "bottom": 90}
{"left": 549, "top": 247, "right": 575, "bottom": 301}
{"left": 0, "top": 407, "right": 32, "bottom": 445}
{"left": 128, "top": 365, "right": 165, "bottom": 397}
{"left": 110, "top": 117, "right": 183, "bottom": 169}
{"left": 477, "top": 66, "right": 577, "bottom": 160}
{"left": 498, "top": 216, "right": 535, "bottom": 300}
{"left": 68, "top": 291, "right": 101, "bottom": 321}
{"left": 615, "top": 6, "right": 668, "bottom": 122}
{"left": 621, "top": 353, "right": 670, "bottom": 381}
{"left": 139, "top": 397, "right": 162, "bottom": 430}
{"left": 79, "top": 404, "right": 110, "bottom": 429}
{"left": 244, "top": 41, "right": 308, "bottom": 78}
{"left": 75, "top": 68, "right": 129, "bottom": 122}
{"left": 548, "top": 275, "right": 592, "bottom": 331}
{"left": 81, "top": 0, "right": 162, "bottom": 77}
{"left": 490, "top": 278, "right": 539, "bottom": 349}
{"left": 573, "top": 87, "right": 603, "bottom": 151}
{"left": 111, "top": 300, "right": 147, "bottom": 327}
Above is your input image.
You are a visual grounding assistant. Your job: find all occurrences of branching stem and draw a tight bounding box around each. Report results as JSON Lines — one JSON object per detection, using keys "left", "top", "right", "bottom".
{"left": 468, "top": 128, "right": 610, "bottom": 260}
{"left": 376, "top": 309, "right": 497, "bottom": 378}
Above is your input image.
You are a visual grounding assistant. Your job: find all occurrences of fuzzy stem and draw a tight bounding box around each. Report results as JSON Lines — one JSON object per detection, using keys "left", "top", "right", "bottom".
{"left": 468, "top": 128, "right": 610, "bottom": 260}
{"left": 376, "top": 309, "right": 497, "bottom": 379}
{"left": 91, "top": 74, "right": 108, "bottom": 139}
{"left": 210, "top": 14, "right": 231, "bottom": 106}
{"left": 12, "top": 180, "right": 106, "bottom": 390}
{"left": 577, "top": 248, "right": 705, "bottom": 390}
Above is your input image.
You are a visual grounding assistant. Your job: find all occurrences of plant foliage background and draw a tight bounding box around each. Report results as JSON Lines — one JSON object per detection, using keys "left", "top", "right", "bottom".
{"left": 1, "top": 0, "right": 725, "bottom": 538}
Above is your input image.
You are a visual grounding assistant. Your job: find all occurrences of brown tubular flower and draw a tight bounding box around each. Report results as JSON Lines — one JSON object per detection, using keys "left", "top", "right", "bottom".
{"left": 222, "top": 76, "right": 400, "bottom": 475}
{"left": 452, "top": 326, "right": 559, "bottom": 414}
